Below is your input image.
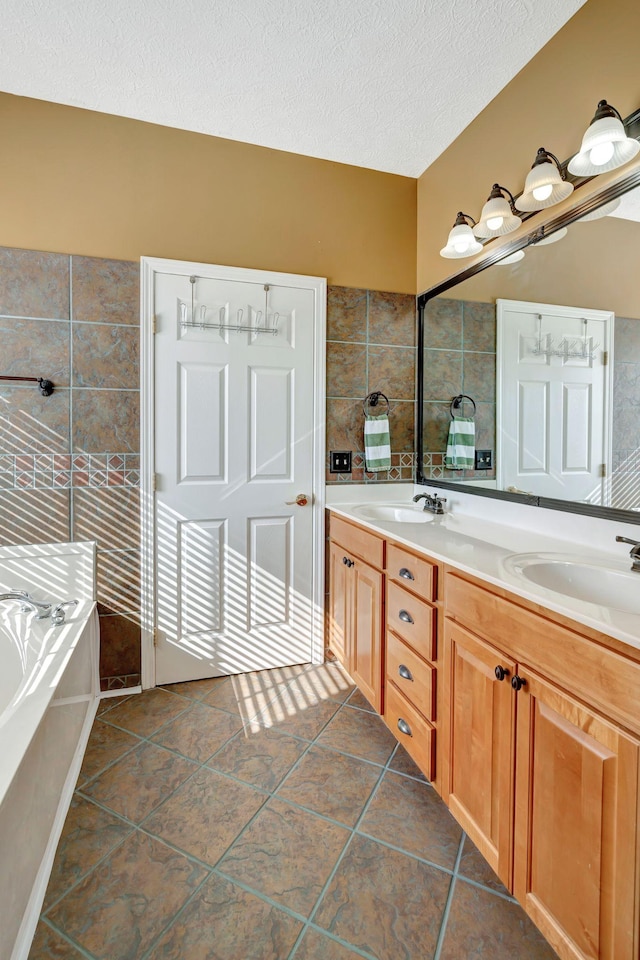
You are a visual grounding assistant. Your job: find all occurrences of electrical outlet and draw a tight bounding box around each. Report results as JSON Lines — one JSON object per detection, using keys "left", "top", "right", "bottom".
{"left": 330, "top": 451, "right": 352, "bottom": 473}
{"left": 475, "top": 449, "right": 492, "bottom": 470}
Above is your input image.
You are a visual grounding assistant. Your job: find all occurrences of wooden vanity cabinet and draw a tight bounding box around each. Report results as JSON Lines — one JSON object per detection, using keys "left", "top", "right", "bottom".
{"left": 384, "top": 544, "right": 440, "bottom": 781}
{"left": 443, "top": 569, "right": 640, "bottom": 960}
{"left": 327, "top": 517, "right": 384, "bottom": 712}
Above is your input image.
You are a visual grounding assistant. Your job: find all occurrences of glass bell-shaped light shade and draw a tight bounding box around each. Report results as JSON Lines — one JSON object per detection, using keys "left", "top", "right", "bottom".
{"left": 576, "top": 197, "right": 621, "bottom": 221}
{"left": 440, "top": 213, "right": 483, "bottom": 259}
{"left": 497, "top": 249, "right": 525, "bottom": 265}
{"left": 473, "top": 185, "right": 521, "bottom": 238}
{"left": 568, "top": 100, "right": 640, "bottom": 176}
{"left": 516, "top": 148, "right": 574, "bottom": 211}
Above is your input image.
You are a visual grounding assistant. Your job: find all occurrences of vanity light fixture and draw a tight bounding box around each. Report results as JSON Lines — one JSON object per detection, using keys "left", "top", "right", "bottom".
{"left": 440, "top": 212, "right": 484, "bottom": 259}
{"left": 516, "top": 148, "right": 574, "bottom": 211}
{"left": 473, "top": 184, "right": 522, "bottom": 238}
{"left": 576, "top": 197, "right": 621, "bottom": 221}
{"left": 568, "top": 100, "right": 640, "bottom": 176}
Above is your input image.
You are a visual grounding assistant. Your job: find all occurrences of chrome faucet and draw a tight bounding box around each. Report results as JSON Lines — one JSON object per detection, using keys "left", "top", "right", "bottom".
{"left": 413, "top": 492, "right": 447, "bottom": 515}
{"left": 0, "top": 589, "right": 52, "bottom": 619}
{"left": 616, "top": 536, "right": 640, "bottom": 572}
{"left": 51, "top": 599, "right": 79, "bottom": 625}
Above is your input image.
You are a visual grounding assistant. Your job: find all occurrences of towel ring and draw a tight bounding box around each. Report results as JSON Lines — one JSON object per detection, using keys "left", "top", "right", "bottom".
{"left": 363, "top": 391, "right": 391, "bottom": 417}
{"left": 450, "top": 394, "right": 476, "bottom": 418}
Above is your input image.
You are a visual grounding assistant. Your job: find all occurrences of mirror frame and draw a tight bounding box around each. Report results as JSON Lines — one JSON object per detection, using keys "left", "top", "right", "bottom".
{"left": 416, "top": 108, "right": 640, "bottom": 524}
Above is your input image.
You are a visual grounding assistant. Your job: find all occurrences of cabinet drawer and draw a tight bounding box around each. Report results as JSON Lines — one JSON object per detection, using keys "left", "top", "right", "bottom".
{"left": 386, "top": 630, "right": 436, "bottom": 721}
{"left": 387, "top": 543, "right": 437, "bottom": 601}
{"left": 330, "top": 514, "right": 385, "bottom": 570}
{"left": 385, "top": 681, "right": 435, "bottom": 780}
{"left": 386, "top": 580, "right": 436, "bottom": 661}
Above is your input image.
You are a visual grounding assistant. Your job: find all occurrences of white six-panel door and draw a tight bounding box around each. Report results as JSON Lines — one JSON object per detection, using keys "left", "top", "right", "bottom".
{"left": 141, "top": 259, "right": 326, "bottom": 686}
{"left": 497, "top": 299, "right": 613, "bottom": 505}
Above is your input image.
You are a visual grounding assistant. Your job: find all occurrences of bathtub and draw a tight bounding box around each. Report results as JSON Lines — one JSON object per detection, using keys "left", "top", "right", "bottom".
{"left": 0, "top": 542, "right": 99, "bottom": 960}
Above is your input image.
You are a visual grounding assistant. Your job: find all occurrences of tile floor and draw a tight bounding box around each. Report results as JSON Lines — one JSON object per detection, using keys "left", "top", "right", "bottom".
{"left": 29, "top": 662, "right": 559, "bottom": 960}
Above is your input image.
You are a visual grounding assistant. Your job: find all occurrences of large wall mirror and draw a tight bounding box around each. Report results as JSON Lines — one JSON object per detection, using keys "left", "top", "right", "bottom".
{"left": 416, "top": 148, "right": 640, "bottom": 523}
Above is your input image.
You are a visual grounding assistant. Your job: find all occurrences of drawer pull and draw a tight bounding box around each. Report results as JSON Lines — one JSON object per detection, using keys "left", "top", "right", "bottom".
{"left": 397, "top": 717, "right": 413, "bottom": 737}
{"left": 398, "top": 609, "right": 414, "bottom": 624}
{"left": 398, "top": 664, "right": 414, "bottom": 681}
{"left": 399, "top": 567, "right": 415, "bottom": 581}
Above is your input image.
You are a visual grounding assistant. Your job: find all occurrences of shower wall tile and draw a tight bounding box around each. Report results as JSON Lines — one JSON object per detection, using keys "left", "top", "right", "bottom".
{"left": 72, "top": 390, "right": 139, "bottom": 453}
{"left": 97, "top": 549, "right": 141, "bottom": 618}
{"left": 326, "top": 342, "right": 367, "bottom": 398}
{"left": 0, "top": 489, "right": 71, "bottom": 545}
{"left": 0, "top": 245, "right": 141, "bottom": 687}
{"left": 72, "top": 487, "right": 141, "bottom": 551}
{"left": 0, "top": 317, "right": 70, "bottom": 385}
{"left": 72, "top": 323, "right": 139, "bottom": 388}
{"left": 368, "top": 291, "right": 415, "bottom": 346}
{"left": 0, "top": 248, "right": 69, "bottom": 319}
{"left": 325, "top": 285, "right": 417, "bottom": 485}
{"left": 327, "top": 287, "right": 367, "bottom": 342}
{"left": 0, "top": 386, "right": 70, "bottom": 455}
{"left": 71, "top": 256, "right": 140, "bottom": 325}
{"left": 367, "top": 345, "right": 415, "bottom": 401}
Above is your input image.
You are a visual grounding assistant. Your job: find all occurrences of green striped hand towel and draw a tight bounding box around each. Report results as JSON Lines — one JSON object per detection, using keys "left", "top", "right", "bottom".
{"left": 445, "top": 416, "right": 475, "bottom": 469}
{"left": 364, "top": 413, "right": 391, "bottom": 472}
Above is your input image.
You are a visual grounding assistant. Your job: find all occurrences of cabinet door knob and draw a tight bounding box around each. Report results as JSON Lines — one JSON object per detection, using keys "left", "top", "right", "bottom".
{"left": 342, "top": 556, "right": 349, "bottom": 565}
{"left": 397, "top": 717, "right": 413, "bottom": 737}
{"left": 398, "top": 664, "right": 413, "bottom": 681}
{"left": 494, "top": 665, "right": 509, "bottom": 681}
{"left": 348, "top": 559, "right": 354, "bottom": 568}
{"left": 399, "top": 567, "right": 415, "bottom": 581}
{"left": 511, "top": 675, "right": 526, "bottom": 692}
{"left": 398, "top": 609, "right": 414, "bottom": 624}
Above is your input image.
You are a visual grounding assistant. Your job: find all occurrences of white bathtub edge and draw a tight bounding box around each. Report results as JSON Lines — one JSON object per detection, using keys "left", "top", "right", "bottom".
{"left": 10, "top": 691, "right": 99, "bottom": 960}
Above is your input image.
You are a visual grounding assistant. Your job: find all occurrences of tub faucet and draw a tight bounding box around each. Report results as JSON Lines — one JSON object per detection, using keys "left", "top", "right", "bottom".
{"left": 413, "top": 492, "right": 447, "bottom": 515}
{"left": 616, "top": 536, "right": 640, "bottom": 572}
{"left": 0, "top": 589, "right": 52, "bottom": 619}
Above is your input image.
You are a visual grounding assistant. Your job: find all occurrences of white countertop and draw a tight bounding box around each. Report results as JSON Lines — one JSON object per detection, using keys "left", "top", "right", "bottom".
{"left": 328, "top": 492, "right": 640, "bottom": 653}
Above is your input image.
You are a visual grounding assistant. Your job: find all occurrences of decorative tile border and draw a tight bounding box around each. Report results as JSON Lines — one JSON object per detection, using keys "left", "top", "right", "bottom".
{"left": 0, "top": 453, "right": 140, "bottom": 489}
{"left": 100, "top": 673, "right": 141, "bottom": 691}
{"left": 326, "top": 451, "right": 416, "bottom": 484}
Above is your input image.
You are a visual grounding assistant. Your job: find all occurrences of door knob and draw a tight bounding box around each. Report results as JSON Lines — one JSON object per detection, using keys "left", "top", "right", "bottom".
{"left": 285, "top": 494, "right": 309, "bottom": 506}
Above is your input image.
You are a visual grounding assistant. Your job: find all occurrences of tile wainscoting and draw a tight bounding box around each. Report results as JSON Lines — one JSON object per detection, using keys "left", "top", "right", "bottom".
{"left": 0, "top": 247, "right": 141, "bottom": 690}
{"left": 0, "top": 247, "right": 420, "bottom": 686}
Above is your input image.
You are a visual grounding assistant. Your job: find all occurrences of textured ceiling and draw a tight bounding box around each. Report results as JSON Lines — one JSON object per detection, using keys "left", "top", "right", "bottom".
{"left": 0, "top": 0, "right": 585, "bottom": 177}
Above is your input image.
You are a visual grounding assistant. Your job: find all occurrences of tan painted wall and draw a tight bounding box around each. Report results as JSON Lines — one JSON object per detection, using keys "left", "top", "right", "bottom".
{"left": 0, "top": 94, "right": 417, "bottom": 293}
{"left": 417, "top": 0, "right": 640, "bottom": 293}
{"left": 444, "top": 214, "right": 640, "bottom": 320}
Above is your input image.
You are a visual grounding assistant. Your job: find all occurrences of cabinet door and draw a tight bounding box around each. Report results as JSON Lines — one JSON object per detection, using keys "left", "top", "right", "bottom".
{"left": 351, "top": 558, "right": 383, "bottom": 713}
{"left": 514, "top": 670, "right": 640, "bottom": 960}
{"left": 443, "top": 620, "right": 517, "bottom": 887}
{"left": 328, "top": 541, "right": 350, "bottom": 669}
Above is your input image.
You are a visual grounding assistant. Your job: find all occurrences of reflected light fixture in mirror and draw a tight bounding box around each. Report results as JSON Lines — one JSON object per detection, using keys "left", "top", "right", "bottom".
{"left": 497, "top": 249, "right": 525, "bottom": 264}
{"left": 516, "top": 147, "right": 574, "bottom": 211}
{"left": 440, "top": 212, "right": 484, "bottom": 259}
{"left": 473, "top": 184, "right": 522, "bottom": 238}
{"left": 577, "top": 197, "right": 621, "bottom": 221}
{"left": 568, "top": 100, "right": 640, "bottom": 176}
{"left": 534, "top": 226, "right": 568, "bottom": 245}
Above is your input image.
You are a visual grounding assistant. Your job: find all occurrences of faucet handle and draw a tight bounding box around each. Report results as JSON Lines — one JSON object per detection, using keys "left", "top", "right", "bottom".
{"left": 51, "top": 599, "right": 79, "bottom": 626}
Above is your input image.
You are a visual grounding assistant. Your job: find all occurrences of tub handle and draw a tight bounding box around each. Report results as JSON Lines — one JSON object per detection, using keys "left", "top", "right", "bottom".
{"left": 51, "top": 599, "right": 79, "bottom": 626}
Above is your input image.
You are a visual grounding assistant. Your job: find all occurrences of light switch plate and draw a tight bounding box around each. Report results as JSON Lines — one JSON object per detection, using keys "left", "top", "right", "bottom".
{"left": 330, "top": 451, "right": 352, "bottom": 473}
{"left": 475, "top": 449, "right": 492, "bottom": 470}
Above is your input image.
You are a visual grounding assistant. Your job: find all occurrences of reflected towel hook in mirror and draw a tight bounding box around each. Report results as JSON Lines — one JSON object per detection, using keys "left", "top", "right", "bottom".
{"left": 450, "top": 394, "right": 476, "bottom": 419}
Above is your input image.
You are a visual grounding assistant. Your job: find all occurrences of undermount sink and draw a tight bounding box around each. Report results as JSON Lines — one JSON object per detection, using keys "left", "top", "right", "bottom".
{"left": 505, "top": 553, "right": 640, "bottom": 615}
{"left": 352, "top": 503, "right": 434, "bottom": 524}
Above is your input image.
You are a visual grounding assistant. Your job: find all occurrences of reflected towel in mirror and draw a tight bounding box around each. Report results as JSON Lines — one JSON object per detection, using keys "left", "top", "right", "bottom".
{"left": 445, "top": 417, "right": 475, "bottom": 469}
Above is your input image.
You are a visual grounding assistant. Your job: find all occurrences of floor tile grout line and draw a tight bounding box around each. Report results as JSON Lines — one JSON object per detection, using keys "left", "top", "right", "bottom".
{"left": 432, "top": 832, "right": 466, "bottom": 960}
{"left": 39, "top": 915, "right": 102, "bottom": 960}
{"left": 353, "top": 830, "right": 457, "bottom": 876}
{"left": 303, "top": 923, "right": 380, "bottom": 960}
{"left": 136, "top": 867, "right": 214, "bottom": 960}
